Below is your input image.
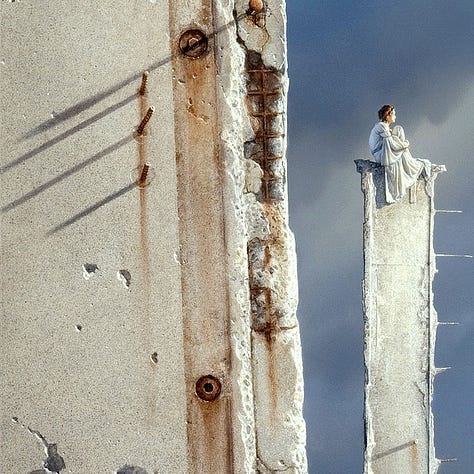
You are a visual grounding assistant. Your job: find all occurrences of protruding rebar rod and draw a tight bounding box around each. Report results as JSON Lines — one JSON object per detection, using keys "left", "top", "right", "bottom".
{"left": 139, "top": 71, "right": 149, "bottom": 96}
{"left": 436, "top": 253, "right": 473, "bottom": 258}
{"left": 139, "top": 163, "right": 150, "bottom": 185}
{"left": 136, "top": 106, "right": 154, "bottom": 135}
{"left": 435, "top": 209, "right": 463, "bottom": 213}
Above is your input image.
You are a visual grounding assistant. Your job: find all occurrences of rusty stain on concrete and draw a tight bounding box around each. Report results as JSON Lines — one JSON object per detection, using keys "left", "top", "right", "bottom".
{"left": 168, "top": 1, "right": 235, "bottom": 472}
{"left": 410, "top": 442, "right": 419, "bottom": 474}
{"left": 136, "top": 74, "right": 151, "bottom": 303}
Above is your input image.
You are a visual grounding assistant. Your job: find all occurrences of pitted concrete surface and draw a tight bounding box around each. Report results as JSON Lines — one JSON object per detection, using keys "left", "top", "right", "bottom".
{"left": 357, "top": 160, "right": 444, "bottom": 474}
{"left": 1, "top": 1, "right": 306, "bottom": 473}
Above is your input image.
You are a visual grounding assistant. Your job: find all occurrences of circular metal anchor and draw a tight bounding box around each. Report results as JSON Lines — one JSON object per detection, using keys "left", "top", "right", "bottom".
{"left": 195, "top": 375, "right": 221, "bottom": 402}
{"left": 179, "top": 29, "right": 208, "bottom": 59}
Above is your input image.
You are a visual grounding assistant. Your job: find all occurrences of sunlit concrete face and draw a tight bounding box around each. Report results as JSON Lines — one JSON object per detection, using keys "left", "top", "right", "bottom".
{"left": 0, "top": 1, "right": 187, "bottom": 472}
{"left": 1, "top": 1, "right": 306, "bottom": 473}
{"left": 357, "top": 160, "right": 444, "bottom": 474}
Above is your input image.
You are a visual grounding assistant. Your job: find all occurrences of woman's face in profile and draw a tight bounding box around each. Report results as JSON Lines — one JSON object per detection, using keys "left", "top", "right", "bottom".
{"left": 386, "top": 109, "right": 396, "bottom": 124}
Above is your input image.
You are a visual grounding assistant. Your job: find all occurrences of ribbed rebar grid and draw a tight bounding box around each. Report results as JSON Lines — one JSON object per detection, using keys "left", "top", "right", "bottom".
{"left": 245, "top": 52, "right": 285, "bottom": 203}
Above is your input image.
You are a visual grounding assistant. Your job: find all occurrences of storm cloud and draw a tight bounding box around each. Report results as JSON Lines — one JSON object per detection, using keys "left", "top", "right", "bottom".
{"left": 286, "top": 2, "right": 474, "bottom": 473}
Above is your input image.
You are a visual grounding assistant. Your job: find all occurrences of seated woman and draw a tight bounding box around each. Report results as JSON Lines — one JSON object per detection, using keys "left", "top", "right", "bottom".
{"left": 369, "top": 105, "right": 434, "bottom": 203}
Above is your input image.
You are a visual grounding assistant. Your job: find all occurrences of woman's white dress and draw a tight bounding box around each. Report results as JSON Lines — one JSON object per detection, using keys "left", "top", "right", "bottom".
{"left": 369, "top": 122, "right": 431, "bottom": 203}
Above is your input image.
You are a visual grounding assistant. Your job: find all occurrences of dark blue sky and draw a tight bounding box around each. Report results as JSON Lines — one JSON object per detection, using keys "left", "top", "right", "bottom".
{"left": 286, "top": 1, "right": 474, "bottom": 473}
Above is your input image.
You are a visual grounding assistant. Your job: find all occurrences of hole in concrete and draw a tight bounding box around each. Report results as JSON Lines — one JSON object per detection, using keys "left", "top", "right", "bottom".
{"left": 150, "top": 352, "right": 158, "bottom": 364}
{"left": 116, "top": 466, "right": 148, "bottom": 474}
{"left": 82, "top": 263, "right": 98, "bottom": 280}
{"left": 195, "top": 375, "right": 221, "bottom": 402}
{"left": 75, "top": 325, "right": 83, "bottom": 332}
{"left": 117, "top": 270, "right": 131, "bottom": 289}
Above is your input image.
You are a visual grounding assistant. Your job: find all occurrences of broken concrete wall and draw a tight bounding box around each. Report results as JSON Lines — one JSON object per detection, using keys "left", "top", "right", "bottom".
{"left": 1, "top": 1, "right": 188, "bottom": 472}
{"left": 1, "top": 1, "right": 306, "bottom": 472}
{"left": 356, "top": 160, "right": 444, "bottom": 474}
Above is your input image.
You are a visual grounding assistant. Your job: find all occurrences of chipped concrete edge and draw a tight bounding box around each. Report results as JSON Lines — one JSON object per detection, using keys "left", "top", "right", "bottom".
{"left": 427, "top": 169, "right": 441, "bottom": 474}
{"left": 356, "top": 162, "right": 377, "bottom": 474}
{"left": 216, "top": 1, "right": 307, "bottom": 472}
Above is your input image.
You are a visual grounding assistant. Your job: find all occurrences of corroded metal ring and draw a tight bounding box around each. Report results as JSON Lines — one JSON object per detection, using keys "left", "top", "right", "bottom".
{"left": 195, "top": 375, "right": 221, "bottom": 402}
{"left": 179, "top": 29, "right": 208, "bottom": 58}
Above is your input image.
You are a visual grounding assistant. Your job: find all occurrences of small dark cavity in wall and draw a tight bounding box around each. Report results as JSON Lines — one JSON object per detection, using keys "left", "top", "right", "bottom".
{"left": 117, "top": 269, "right": 132, "bottom": 289}
{"left": 244, "top": 51, "right": 285, "bottom": 204}
{"left": 248, "top": 238, "right": 277, "bottom": 342}
{"left": 82, "top": 263, "right": 98, "bottom": 280}
{"left": 116, "top": 466, "right": 149, "bottom": 474}
{"left": 247, "top": 238, "right": 296, "bottom": 343}
{"left": 150, "top": 352, "right": 158, "bottom": 364}
{"left": 12, "top": 417, "right": 65, "bottom": 473}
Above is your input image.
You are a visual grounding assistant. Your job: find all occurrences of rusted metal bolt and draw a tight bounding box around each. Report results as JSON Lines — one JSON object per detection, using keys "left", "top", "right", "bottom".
{"left": 130, "top": 164, "right": 154, "bottom": 188}
{"left": 139, "top": 164, "right": 150, "bottom": 185}
{"left": 136, "top": 106, "right": 154, "bottom": 135}
{"left": 179, "top": 29, "right": 208, "bottom": 59}
{"left": 248, "top": 0, "right": 266, "bottom": 27}
{"left": 195, "top": 375, "right": 221, "bottom": 402}
{"left": 249, "top": 0, "right": 265, "bottom": 13}
{"left": 138, "top": 71, "right": 149, "bottom": 96}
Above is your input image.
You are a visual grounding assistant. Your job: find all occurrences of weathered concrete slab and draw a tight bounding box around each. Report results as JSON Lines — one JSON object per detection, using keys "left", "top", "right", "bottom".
{"left": 356, "top": 160, "right": 444, "bottom": 474}
{"left": 1, "top": 1, "right": 188, "bottom": 472}
{"left": 1, "top": 1, "right": 306, "bottom": 472}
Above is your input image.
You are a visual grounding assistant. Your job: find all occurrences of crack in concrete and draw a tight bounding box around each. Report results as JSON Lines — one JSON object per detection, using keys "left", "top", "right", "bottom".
{"left": 257, "top": 455, "right": 293, "bottom": 472}
{"left": 12, "top": 417, "right": 65, "bottom": 473}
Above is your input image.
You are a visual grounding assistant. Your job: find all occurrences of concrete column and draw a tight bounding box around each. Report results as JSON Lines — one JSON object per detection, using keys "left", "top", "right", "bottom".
{"left": 356, "top": 160, "right": 444, "bottom": 474}
{"left": 1, "top": 1, "right": 306, "bottom": 472}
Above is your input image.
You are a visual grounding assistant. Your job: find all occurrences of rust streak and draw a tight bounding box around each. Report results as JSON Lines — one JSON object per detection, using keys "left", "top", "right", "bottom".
{"left": 168, "top": 1, "right": 234, "bottom": 472}
{"left": 137, "top": 72, "right": 153, "bottom": 420}
{"left": 410, "top": 442, "right": 419, "bottom": 474}
{"left": 137, "top": 95, "right": 151, "bottom": 332}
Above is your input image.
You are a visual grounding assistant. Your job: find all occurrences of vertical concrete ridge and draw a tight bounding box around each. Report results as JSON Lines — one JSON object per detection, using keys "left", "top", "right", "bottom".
{"left": 427, "top": 167, "right": 443, "bottom": 474}
{"left": 356, "top": 160, "right": 378, "bottom": 474}
{"left": 219, "top": 1, "right": 307, "bottom": 472}
{"left": 356, "top": 159, "right": 445, "bottom": 474}
{"left": 168, "top": 0, "right": 236, "bottom": 472}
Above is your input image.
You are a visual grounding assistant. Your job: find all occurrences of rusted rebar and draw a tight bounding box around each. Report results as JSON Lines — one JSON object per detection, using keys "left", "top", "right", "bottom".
{"left": 139, "top": 163, "right": 150, "bottom": 185}
{"left": 139, "top": 71, "right": 149, "bottom": 96}
{"left": 136, "top": 106, "right": 154, "bottom": 135}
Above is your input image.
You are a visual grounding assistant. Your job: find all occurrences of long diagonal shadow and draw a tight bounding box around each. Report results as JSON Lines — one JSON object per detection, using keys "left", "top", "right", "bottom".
{"left": 47, "top": 182, "right": 137, "bottom": 235}
{"left": 372, "top": 441, "right": 418, "bottom": 460}
{"left": 1, "top": 95, "right": 135, "bottom": 174}
{"left": 1, "top": 136, "right": 132, "bottom": 213}
{"left": 22, "top": 58, "right": 167, "bottom": 140}
{"left": 22, "top": 12, "right": 246, "bottom": 140}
